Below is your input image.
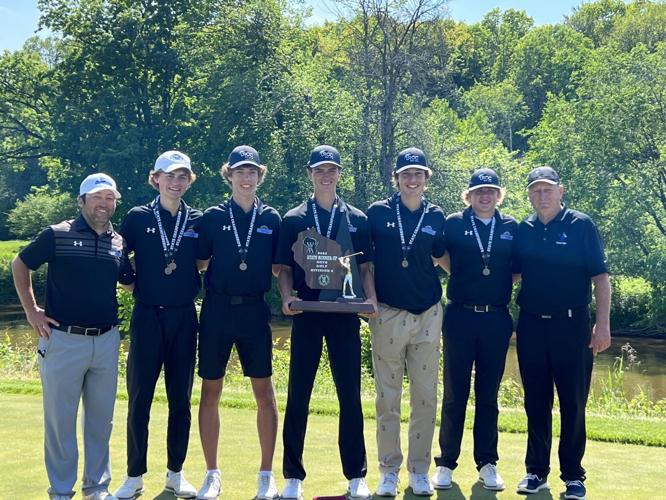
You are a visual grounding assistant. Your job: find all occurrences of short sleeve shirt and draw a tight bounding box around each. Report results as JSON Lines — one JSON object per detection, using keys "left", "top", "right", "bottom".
{"left": 276, "top": 198, "right": 372, "bottom": 301}
{"left": 120, "top": 201, "right": 202, "bottom": 306}
{"left": 445, "top": 207, "right": 517, "bottom": 306}
{"left": 196, "top": 198, "right": 281, "bottom": 295}
{"left": 367, "top": 194, "right": 446, "bottom": 314}
{"left": 512, "top": 205, "right": 608, "bottom": 314}
{"left": 19, "top": 216, "right": 130, "bottom": 328}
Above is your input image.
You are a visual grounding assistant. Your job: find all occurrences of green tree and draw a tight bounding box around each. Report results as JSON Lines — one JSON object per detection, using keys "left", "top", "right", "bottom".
{"left": 7, "top": 188, "right": 76, "bottom": 239}
{"left": 565, "top": 0, "right": 627, "bottom": 47}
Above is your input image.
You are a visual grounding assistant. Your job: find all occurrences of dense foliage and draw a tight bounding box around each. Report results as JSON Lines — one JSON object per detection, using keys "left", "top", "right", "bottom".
{"left": 1, "top": 0, "right": 665, "bottom": 325}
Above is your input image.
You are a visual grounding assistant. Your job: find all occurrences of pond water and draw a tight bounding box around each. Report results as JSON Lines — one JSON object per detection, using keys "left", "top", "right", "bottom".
{"left": 3, "top": 317, "right": 665, "bottom": 401}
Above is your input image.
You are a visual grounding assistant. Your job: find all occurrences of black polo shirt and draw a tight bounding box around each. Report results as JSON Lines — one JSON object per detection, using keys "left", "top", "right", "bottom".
{"left": 445, "top": 207, "right": 517, "bottom": 306}
{"left": 512, "top": 205, "right": 608, "bottom": 315}
{"left": 367, "top": 194, "right": 446, "bottom": 314}
{"left": 19, "top": 216, "right": 132, "bottom": 328}
{"left": 276, "top": 197, "right": 372, "bottom": 301}
{"left": 120, "top": 201, "right": 202, "bottom": 306}
{"left": 197, "top": 198, "right": 281, "bottom": 295}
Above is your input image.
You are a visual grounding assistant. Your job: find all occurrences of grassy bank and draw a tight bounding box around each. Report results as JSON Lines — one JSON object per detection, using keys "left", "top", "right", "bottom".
{"left": 2, "top": 392, "right": 664, "bottom": 499}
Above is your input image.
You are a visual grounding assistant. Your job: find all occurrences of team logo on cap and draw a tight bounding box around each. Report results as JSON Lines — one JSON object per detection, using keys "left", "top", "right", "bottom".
{"left": 478, "top": 174, "right": 494, "bottom": 183}
{"left": 94, "top": 179, "right": 112, "bottom": 185}
{"left": 239, "top": 150, "right": 255, "bottom": 160}
{"left": 169, "top": 153, "right": 185, "bottom": 161}
{"left": 404, "top": 153, "right": 421, "bottom": 163}
{"left": 319, "top": 150, "right": 335, "bottom": 159}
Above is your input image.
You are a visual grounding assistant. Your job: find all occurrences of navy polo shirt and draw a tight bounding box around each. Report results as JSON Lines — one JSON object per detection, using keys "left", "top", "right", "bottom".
{"left": 120, "top": 201, "right": 202, "bottom": 306}
{"left": 276, "top": 198, "right": 372, "bottom": 301}
{"left": 197, "top": 198, "right": 281, "bottom": 295}
{"left": 367, "top": 194, "right": 446, "bottom": 314}
{"left": 445, "top": 207, "right": 517, "bottom": 306}
{"left": 512, "top": 205, "right": 608, "bottom": 315}
{"left": 19, "top": 216, "right": 132, "bottom": 328}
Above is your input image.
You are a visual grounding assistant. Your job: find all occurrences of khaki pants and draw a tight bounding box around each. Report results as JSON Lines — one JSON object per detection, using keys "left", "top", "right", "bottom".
{"left": 369, "top": 302, "right": 442, "bottom": 474}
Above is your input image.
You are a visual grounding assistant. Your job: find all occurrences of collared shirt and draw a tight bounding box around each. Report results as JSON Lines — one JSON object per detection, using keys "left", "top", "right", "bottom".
{"left": 120, "top": 201, "right": 202, "bottom": 306}
{"left": 19, "top": 215, "right": 132, "bottom": 328}
{"left": 276, "top": 197, "right": 372, "bottom": 301}
{"left": 445, "top": 207, "right": 517, "bottom": 306}
{"left": 367, "top": 194, "right": 446, "bottom": 314}
{"left": 512, "top": 205, "right": 609, "bottom": 314}
{"left": 197, "top": 198, "right": 281, "bottom": 295}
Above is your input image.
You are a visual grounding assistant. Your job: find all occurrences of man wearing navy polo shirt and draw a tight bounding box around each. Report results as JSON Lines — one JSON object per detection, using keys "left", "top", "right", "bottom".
{"left": 367, "top": 147, "right": 446, "bottom": 497}
{"left": 114, "top": 151, "right": 202, "bottom": 500}
{"left": 512, "top": 166, "right": 611, "bottom": 500}
{"left": 195, "top": 146, "right": 281, "bottom": 500}
{"left": 12, "top": 173, "right": 132, "bottom": 500}
{"left": 277, "top": 145, "right": 377, "bottom": 500}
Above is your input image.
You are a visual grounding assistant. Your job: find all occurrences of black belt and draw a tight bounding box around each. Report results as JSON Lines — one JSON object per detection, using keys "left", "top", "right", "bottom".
{"left": 208, "top": 292, "right": 264, "bottom": 305}
{"left": 449, "top": 302, "right": 505, "bottom": 313}
{"left": 59, "top": 324, "right": 115, "bottom": 336}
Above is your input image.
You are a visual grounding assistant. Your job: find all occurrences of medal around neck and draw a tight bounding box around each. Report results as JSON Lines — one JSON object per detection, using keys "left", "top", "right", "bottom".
{"left": 289, "top": 226, "right": 373, "bottom": 314}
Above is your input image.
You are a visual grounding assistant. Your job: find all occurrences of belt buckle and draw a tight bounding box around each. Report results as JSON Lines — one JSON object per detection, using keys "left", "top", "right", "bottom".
{"left": 474, "top": 305, "right": 488, "bottom": 313}
{"left": 541, "top": 314, "right": 552, "bottom": 319}
{"left": 84, "top": 327, "right": 99, "bottom": 336}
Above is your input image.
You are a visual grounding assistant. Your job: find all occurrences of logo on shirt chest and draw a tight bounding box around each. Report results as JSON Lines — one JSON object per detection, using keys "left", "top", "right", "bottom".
{"left": 146, "top": 227, "right": 156, "bottom": 234}
{"left": 386, "top": 222, "right": 395, "bottom": 228}
{"left": 556, "top": 232, "right": 568, "bottom": 245}
{"left": 421, "top": 225, "right": 436, "bottom": 236}
{"left": 222, "top": 225, "right": 231, "bottom": 231}
{"left": 73, "top": 240, "right": 83, "bottom": 247}
{"left": 257, "top": 225, "right": 273, "bottom": 235}
{"left": 464, "top": 230, "right": 473, "bottom": 236}
{"left": 500, "top": 231, "right": 513, "bottom": 241}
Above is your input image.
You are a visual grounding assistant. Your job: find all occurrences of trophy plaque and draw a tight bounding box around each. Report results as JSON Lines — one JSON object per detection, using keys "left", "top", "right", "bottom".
{"left": 290, "top": 226, "right": 374, "bottom": 314}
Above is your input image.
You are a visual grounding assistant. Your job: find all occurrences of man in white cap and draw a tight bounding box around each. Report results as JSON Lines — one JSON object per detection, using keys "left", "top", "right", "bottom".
{"left": 12, "top": 173, "right": 133, "bottom": 500}
{"left": 113, "top": 151, "right": 202, "bottom": 499}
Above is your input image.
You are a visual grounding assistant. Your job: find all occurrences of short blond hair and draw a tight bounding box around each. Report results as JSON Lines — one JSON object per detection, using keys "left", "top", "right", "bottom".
{"left": 148, "top": 169, "right": 197, "bottom": 190}
{"left": 220, "top": 163, "right": 268, "bottom": 186}
{"left": 461, "top": 186, "right": 506, "bottom": 206}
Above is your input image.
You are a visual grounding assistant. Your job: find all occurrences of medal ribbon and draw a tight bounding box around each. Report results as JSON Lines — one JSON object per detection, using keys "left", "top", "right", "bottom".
{"left": 311, "top": 196, "right": 338, "bottom": 238}
{"left": 469, "top": 211, "right": 495, "bottom": 271}
{"left": 395, "top": 193, "right": 426, "bottom": 262}
{"left": 152, "top": 196, "right": 189, "bottom": 264}
{"left": 228, "top": 198, "right": 258, "bottom": 263}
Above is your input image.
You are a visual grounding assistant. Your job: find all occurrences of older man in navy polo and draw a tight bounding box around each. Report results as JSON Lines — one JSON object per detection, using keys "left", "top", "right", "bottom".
{"left": 12, "top": 173, "right": 133, "bottom": 500}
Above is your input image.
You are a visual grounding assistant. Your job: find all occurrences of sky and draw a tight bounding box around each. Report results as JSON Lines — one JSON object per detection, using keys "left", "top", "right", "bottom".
{"left": 0, "top": 0, "right": 587, "bottom": 52}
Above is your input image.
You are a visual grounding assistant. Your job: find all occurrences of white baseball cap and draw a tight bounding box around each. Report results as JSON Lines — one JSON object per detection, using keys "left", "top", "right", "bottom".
{"left": 79, "top": 173, "right": 121, "bottom": 199}
{"left": 154, "top": 150, "right": 192, "bottom": 173}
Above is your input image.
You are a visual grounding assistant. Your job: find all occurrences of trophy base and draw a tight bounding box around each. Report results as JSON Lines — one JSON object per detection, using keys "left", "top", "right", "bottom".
{"left": 290, "top": 299, "right": 375, "bottom": 314}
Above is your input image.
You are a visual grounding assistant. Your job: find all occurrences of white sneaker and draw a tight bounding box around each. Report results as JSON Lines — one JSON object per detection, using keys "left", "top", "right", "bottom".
{"left": 478, "top": 463, "right": 505, "bottom": 491}
{"left": 114, "top": 475, "right": 144, "bottom": 499}
{"left": 376, "top": 471, "right": 399, "bottom": 496}
{"left": 53, "top": 497, "right": 71, "bottom": 500}
{"left": 256, "top": 471, "right": 278, "bottom": 500}
{"left": 83, "top": 492, "right": 118, "bottom": 500}
{"left": 431, "top": 466, "right": 453, "bottom": 490}
{"left": 348, "top": 477, "right": 372, "bottom": 499}
{"left": 409, "top": 473, "right": 433, "bottom": 496}
{"left": 196, "top": 470, "right": 222, "bottom": 500}
{"left": 281, "top": 478, "right": 303, "bottom": 499}
{"left": 165, "top": 470, "right": 197, "bottom": 498}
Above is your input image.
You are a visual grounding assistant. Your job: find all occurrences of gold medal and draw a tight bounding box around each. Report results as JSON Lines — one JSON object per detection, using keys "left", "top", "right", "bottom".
{"left": 239, "top": 262, "right": 248, "bottom": 271}
{"left": 482, "top": 267, "right": 491, "bottom": 276}
{"left": 164, "top": 266, "right": 173, "bottom": 275}
{"left": 401, "top": 259, "right": 409, "bottom": 268}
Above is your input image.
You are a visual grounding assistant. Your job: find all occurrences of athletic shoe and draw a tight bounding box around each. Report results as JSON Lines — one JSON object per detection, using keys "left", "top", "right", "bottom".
{"left": 375, "top": 471, "right": 399, "bottom": 496}
{"left": 348, "top": 477, "right": 372, "bottom": 499}
{"left": 53, "top": 497, "right": 72, "bottom": 500}
{"left": 256, "top": 471, "right": 278, "bottom": 499}
{"left": 165, "top": 470, "right": 197, "bottom": 498}
{"left": 196, "top": 470, "right": 222, "bottom": 500}
{"left": 281, "top": 478, "right": 303, "bottom": 499}
{"left": 431, "top": 466, "right": 453, "bottom": 490}
{"left": 409, "top": 473, "right": 434, "bottom": 496}
{"left": 564, "top": 480, "right": 586, "bottom": 500}
{"left": 114, "top": 475, "right": 144, "bottom": 499}
{"left": 517, "top": 474, "right": 549, "bottom": 494}
{"left": 83, "top": 491, "right": 118, "bottom": 500}
{"left": 478, "top": 463, "right": 505, "bottom": 491}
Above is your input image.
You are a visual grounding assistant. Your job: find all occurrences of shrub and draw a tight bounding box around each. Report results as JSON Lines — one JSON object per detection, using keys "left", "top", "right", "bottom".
{"left": 7, "top": 188, "right": 76, "bottom": 239}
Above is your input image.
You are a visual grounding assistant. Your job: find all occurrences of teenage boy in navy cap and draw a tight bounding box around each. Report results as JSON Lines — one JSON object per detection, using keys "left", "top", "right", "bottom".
{"left": 195, "top": 146, "right": 281, "bottom": 500}
{"left": 276, "top": 145, "right": 378, "bottom": 500}
{"left": 512, "top": 166, "right": 611, "bottom": 500}
{"left": 366, "top": 147, "right": 446, "bottom": 497}
{"left": 432, "top": 168, "right": 517, "bottom": 492}
{"left": 114, "top": 151, "right": 202, "bottom": 500}
{"left": 13, "top": 173, "right": 132, "bottom": 500}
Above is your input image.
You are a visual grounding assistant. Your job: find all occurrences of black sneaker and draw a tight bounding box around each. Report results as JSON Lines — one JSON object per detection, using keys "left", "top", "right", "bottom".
{"left": 516, "top": 474, "right": 549, "bottom": 494}
{"left": 564, "top": 480, "right": 586, "bottom": 500}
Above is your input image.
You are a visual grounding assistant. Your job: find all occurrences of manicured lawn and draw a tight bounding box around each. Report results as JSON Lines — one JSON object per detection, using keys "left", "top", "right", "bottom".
{"left": 2, "top": 392, "right": 664, "bottom": 499}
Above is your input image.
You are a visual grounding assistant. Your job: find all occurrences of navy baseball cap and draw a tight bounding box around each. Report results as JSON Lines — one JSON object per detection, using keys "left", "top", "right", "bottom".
{"left": 228, "top": 145, "right": 261, "bottom": 169}
{"left": 395, "top": 147, "right": 429, "bottom": 174}
{"left": 468, "top": 168, "right": 501, "bottom": 191}
{"left": 527, "top": 166, "right": 560, "bottom": 188}
{"left": 307, "top": 145, "right": 342, "bottom": 169}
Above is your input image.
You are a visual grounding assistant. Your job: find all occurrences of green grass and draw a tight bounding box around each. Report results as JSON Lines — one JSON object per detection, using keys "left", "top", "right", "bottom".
{"left": 0, "top": 240, "right": 28, "bottom": 259}
{"left": 1, "top": 392, "right": 664, "bottom": 499}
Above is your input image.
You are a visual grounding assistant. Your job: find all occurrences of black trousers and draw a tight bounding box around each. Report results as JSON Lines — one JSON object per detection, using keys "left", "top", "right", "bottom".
{"left": 126, "top": 301, "right": 198, "bottom": 476}
{"left": 435, "top": 305, "right": 512, "bottom": 470}
{"left": 282, "top": 312, "right": 367, "bottom": 480}
{"left": 516, "top": 309, "right": 593, "bottom": 481}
